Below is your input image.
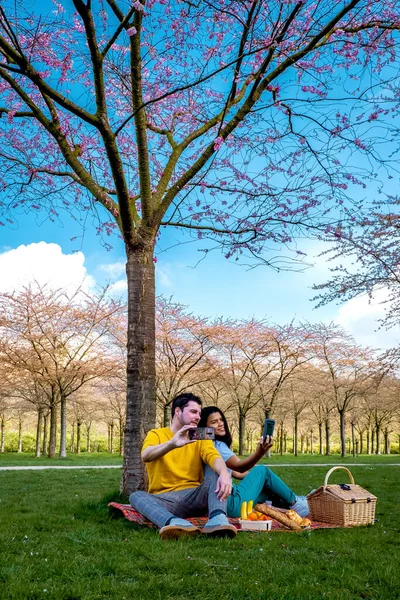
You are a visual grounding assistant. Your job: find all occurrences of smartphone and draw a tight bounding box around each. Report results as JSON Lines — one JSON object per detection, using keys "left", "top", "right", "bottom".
{"left": 188, "top": 427, "right": 215, "bottom": 441}
{"left": 262, "top": 418, "right": 275, "bottom": 442}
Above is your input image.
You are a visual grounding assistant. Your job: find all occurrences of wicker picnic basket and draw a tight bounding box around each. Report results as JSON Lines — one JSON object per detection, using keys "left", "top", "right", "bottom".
{"left": 307, "top": 466, "right": 377, "bottom": 526}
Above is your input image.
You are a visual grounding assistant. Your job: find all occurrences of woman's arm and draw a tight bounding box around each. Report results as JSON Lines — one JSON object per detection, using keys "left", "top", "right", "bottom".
{"left": 225, "top": 436, "right": 273, "bottom": 473}
{"left": 231, "top": 469, "right": 249, "bottom": 480}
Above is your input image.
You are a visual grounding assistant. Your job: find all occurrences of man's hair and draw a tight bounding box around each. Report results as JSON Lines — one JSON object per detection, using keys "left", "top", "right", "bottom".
{"left": 171, "top": 392, "right": 202, "bottom": 418}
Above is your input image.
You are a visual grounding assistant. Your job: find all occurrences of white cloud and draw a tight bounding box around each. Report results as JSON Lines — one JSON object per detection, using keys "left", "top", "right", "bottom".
{"left": 98, "top": 260, "right": 126, "bottom": 278}
{"left": 336, "top": 288, "right": 400, "bottom": 350}
{"left": 109, "top": 279, "right": 128, "bottom": 294}
{"left": 0, "top": 242, "right": 95, "bottom": 294}
{"left": 156, "top": 262, "right": 173, "bottom": 288}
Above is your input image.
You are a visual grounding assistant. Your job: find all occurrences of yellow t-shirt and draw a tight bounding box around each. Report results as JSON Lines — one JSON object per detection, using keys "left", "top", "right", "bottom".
{"left": 142, "top": 427, "right": 221, "bottom": 494}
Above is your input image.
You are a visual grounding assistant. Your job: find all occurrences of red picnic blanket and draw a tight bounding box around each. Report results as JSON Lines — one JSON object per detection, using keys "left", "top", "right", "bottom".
{"left": 108, "top": 502, "right": 343, "bottom": 532}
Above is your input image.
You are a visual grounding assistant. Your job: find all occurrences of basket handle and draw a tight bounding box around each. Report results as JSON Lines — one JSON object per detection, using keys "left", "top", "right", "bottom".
{"left": 324, "top": 466, "right": 355, "bottom": 488}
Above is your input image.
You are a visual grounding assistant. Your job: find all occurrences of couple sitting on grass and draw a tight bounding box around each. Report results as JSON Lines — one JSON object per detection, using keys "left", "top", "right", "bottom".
{"left": 130, "top": 392, "right": 309, "bottom": 540}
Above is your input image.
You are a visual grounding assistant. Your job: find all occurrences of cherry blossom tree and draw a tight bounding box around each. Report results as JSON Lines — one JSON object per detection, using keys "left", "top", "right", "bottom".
{"left": 307, "top": 368, "right": 336, "bottom": 454}
{"left": 313, "top": 211, "right": 400, "bottom": 331}
{"left": 281, "top": 374, "right": 310, "bottom": 456}
{"left": 1, "top": 0, "right": 399, "bottom": 492}
{"left": 0, "top": 283, "right": 123, "bottom": 457}
{"left": 308, "top": 322, "right": 379, "bottom": 456}
{"left": 156, "top": 297, "right": 215, "bottom": 426}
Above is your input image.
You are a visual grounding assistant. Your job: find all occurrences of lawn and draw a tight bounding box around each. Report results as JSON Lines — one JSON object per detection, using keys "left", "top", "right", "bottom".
{"left": 1, "top": 462, "right": 399, "bottom": 600}
{"left": 1, "top": 451, "right": 398, "bottom": 468}
{"left": 0, "top": 452, "right": 123, "bottom": 467}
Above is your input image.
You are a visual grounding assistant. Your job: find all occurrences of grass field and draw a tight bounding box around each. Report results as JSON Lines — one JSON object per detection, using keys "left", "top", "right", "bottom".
{"left": 0, "top": 451, "right": 398, "bottom": 467}
{"left": 1, "top": 458, "right": 399, "bottom": 600}
{"left": 0, "top": 452, "right": 123, "bottom": 467}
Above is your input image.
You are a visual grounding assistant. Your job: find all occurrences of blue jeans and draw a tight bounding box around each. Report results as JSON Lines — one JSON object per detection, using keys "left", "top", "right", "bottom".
{"left": 130, "top": 471, "right": 227, "bottom": 528}
{"left": 227, "top": 465, "right": 296, "bottom": 518}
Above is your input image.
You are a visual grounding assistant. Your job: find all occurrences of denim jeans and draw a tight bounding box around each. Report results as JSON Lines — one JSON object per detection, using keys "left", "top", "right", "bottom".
{"left": 130, "top": 471, "right": 227, "bottom": 528}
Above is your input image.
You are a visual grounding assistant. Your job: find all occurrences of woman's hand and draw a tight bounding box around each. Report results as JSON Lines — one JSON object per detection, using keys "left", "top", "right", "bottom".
{"left": 254, "top": 435, "right": 274, "bottom": 457}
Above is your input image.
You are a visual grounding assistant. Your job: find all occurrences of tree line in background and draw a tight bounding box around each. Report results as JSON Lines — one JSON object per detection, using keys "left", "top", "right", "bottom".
{"left": 0, "top": 284, "right": 398, "bottom": 458}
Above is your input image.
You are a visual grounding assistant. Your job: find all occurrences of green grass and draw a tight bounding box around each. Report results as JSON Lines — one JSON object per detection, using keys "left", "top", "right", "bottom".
{"left": 1, "top": 465, "right": 399, "bottom": 600}
{"left": 1, "top": 451, "right": 398, "bottom": 468}
{"left": 261, "top": 453, "right": 400, "bottom": 465}
{"left": 0, "top": 452, "right": 123, "bottom": 466}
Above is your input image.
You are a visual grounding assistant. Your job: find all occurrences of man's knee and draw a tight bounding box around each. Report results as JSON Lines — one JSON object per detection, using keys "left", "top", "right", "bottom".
{"left": 129, "top": 490, "right": 149, "bottom": 509}
{"left": 202, "top": 470, "right": 219, "bottom": 487}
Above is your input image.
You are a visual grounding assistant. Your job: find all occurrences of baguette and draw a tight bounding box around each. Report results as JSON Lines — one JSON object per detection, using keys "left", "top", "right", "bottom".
{"left": 254, "top": 503, "right": 302, "bottom": 531}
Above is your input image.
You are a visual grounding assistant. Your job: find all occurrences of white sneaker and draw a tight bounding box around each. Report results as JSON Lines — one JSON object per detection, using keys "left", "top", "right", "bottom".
{"left": 291, "top": 496, "right": 310, "bottom": 518}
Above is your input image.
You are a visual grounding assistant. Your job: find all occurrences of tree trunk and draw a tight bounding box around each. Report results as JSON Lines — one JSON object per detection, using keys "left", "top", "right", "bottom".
{"left": 70, "top": 423, "right": 75, "bottom": 453}
{"left": 310, "top": 429, "right": 314, "bottom": 455}
{"left": 49, "top": 403, "right": 57, "bottom": 458}
{"left": 375, "top": 426, "right": 381, "bottom": 455}
{"left": 59, "top": 394, "right": 67, "bottom": 458}
{"left": 294, "top": 415, "right": 298, "bottom": 457}
{"left": 351, "top": 422, "right": 356, "bottom": 457}
{"left": 300, "top": 433, "right": 305, "bottom": 454}
{"left": 339, "top": 411, "right": 346, "bottom": 457}
{"left": 76, "top": 421, "right": 81, "bottom": 455}
{"left": 238, "top": 412, "right": 246, "bottom": 455}
{"left": 121, "top": 246, "right": 156, "bottom": 495}
{"left": 163, "top": 403, "right": 171, "bottom": 428}
{"left": 280, "top": 422, "right": 284, "bottom": 456}
{"left": 371, "top": 428, "right": 375, "bottom": 454}
{"left": 366, "top": 429, "right": 370, "bottom": 454}
{"left": 0, "top": 415, "right": 5, "bottom": 453}
{"left": 319, "top": 422, "right": 323, "bottom": 455}
{"left": 119, "top": 416, "right": 124, "bottom": 456}
{"left": 35, "top": 410, "right": 43, "bottom": 458}
{"left": 359, "top": 431, "right": 364, "bottom": 455}
{"left": 86, "top": 423, "right": 91, "bottom": 453}
{"left": 18, "top": 418, "right": 23, "bottom": 453}
{"left": 325, "top": 418, "right": 331, "bottom": 456}
{"left": 283, "top": 432, "right": 287, "bottom": 453}
{"left": 42, "top": 413, "right": 48, "bottom": 456}
{"left": 110, "top": 422, "right": 114, "bottom": 454}
{"left": 384, "top": 430, "right": 390, "bottom": 454}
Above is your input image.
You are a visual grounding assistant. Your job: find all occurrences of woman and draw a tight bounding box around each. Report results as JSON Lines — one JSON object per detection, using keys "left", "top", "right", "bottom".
{"left": 198, "top": 406, "right": 309, "bottom": 518}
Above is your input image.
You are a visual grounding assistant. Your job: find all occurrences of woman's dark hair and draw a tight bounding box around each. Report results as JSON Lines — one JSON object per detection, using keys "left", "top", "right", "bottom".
{"left": 198, "top": 406, "right": 232, "bottom": 448}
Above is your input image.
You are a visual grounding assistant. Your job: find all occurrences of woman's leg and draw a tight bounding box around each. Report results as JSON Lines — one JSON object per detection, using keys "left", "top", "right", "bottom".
{"left": 227, "top": 465, "right": 296, "bottom": 517}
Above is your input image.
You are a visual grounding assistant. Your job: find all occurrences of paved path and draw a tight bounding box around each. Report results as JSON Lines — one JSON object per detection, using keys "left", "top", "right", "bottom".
{"left": 1, "top": 463, "right": 399, "bottom": 471}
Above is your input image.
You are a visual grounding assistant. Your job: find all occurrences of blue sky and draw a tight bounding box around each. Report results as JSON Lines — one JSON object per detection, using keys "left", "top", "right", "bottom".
{"left": 1, "top": 207, "right": 399, "bottom": 352}
{"left": 1, "top": 0, "right": 399, "bottom": 352}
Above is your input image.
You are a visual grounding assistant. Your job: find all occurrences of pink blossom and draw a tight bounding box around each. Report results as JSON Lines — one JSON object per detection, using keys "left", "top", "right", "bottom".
{"left": 354, "top": 138, "right": 367, "bottom": 151}
{"left": 214, "top": 136, "right": 224, "bottom": 151}
{"left": 132, "top": 1, "right": 144, "bottom": 11}
{"left": 126, "top": 27, "right": 137, "bottom": 36}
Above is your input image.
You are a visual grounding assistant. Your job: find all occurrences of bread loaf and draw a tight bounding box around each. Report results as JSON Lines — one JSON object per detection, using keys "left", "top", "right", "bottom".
{"left": 254, "top": 504, "right": 302, "bottom": 531}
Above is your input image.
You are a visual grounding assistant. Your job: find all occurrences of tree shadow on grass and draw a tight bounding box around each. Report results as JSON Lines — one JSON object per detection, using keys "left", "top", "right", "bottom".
{"left": 73, "top": 490, "right": 129, "bottom": 524}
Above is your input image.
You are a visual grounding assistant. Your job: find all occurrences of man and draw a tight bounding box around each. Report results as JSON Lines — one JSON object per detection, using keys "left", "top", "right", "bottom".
{"left": 129, "top": 392, "right": 237, "bottom": 540}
